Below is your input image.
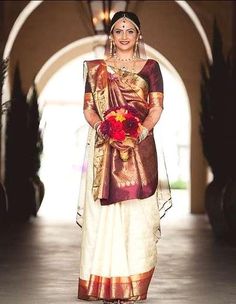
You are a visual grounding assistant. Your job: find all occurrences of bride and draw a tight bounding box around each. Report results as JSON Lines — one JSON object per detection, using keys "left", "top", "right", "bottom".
{"left": 76, "top": 10, "right": 172, "bottom": 304}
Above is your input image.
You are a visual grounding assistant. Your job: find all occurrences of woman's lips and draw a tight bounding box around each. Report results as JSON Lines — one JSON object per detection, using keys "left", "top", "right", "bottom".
{"left": 120, "top": 41, "right": 129, "bottom": 45}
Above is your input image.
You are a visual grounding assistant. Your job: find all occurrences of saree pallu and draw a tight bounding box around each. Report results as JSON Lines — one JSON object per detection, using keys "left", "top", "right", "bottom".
{"left": 84, "top": 60, "right": 159, "bottom": 206}
{"left": 78, "top": 128, "right": 160, "bottom": 301}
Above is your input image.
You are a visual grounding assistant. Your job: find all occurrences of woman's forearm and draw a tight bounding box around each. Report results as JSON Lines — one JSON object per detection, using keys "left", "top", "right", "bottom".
{"left": 83, "top": 108, "right": 101, "bottom": 129}
{"left": 142, "top": 106, "right": 163, "bottom": 131}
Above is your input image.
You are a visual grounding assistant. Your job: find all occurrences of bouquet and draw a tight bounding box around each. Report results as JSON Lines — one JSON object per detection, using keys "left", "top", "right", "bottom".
{"left": 100, "top": 105, "right": 142, "bottom": 161}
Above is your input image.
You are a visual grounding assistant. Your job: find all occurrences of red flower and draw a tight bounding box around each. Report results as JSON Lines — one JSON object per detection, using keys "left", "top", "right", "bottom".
{"left": 123, "top": 116, "right": 139, "bottom": 137}
{"left": 100, "top": 106, "right": 141, "bottom": 142}
{"left": 100, "top": 119, "right": 112, "bottom": 137}
{"left": 112, "top": 130, "right": 126, "bottom": 141}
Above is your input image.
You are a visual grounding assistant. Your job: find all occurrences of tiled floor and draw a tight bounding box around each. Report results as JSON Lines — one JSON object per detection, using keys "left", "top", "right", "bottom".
{"left": 0, "top": 190, "right": 236, "bottom": 304}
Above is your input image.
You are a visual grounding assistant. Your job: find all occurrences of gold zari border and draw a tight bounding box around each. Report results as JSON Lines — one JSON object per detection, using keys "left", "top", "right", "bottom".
{"left": 78, "top": 268, "right": 155, "bottom": 301}
{"left": 84, "top": 92, "right": 95, "bottom": 111}
{"left": 149, "top": 91, "right": 164, "bottom": 109}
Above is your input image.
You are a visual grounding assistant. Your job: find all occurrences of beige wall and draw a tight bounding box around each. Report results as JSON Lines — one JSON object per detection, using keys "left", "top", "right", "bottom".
{"left": 9, "top": 1, "right": 93, "bottom": 92}
{"left": 1, "top": 0, "right": 235, "bottom": 213}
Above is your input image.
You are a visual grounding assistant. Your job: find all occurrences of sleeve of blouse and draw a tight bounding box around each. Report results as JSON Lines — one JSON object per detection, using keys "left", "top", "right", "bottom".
{"left": 83, "top": 61, "right": 101, "bottom": 128}
{"left": 83, "top": 61, "right": 95, "bottom": 111}
{"left": 142, "top": 60, "right": 164, "bottom": 132}
{"left": 148, "top": 60, "right": 164, "bottom": 109}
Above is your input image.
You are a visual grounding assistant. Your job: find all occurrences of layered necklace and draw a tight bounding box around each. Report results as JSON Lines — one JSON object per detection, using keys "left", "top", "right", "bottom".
{"left": 113, "top": 54, "right": 136, "bottom": 74}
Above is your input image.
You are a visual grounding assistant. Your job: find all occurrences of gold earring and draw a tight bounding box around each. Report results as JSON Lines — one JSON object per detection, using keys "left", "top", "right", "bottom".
{"left": 113, "top": 43, "right": 117, "bottom": 56}
{"left": 134, "top": 40, "right": 138, "bottom": 57}
{"left": 109, "top": 38, "right": 113, "bottom": 57}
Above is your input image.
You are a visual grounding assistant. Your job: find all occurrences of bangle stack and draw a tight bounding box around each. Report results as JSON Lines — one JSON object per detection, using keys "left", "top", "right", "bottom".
{"left": 93, "top": 121, "right": 101, "bottom": 130}
{"left": 139, "top": 126, "right": 149, "bottom": 142}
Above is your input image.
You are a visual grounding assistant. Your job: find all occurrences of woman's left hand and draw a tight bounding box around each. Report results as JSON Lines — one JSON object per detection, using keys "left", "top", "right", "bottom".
{"left": 138, "top": 126, "right": 149, "bottom": 143}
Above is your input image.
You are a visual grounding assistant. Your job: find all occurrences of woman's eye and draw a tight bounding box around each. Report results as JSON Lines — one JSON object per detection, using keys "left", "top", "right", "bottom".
{"left": 128, "top": 30, "right": 134, "bottom": 34}
{"left": 115, "top": 30, "right": 121, "bottom": 34}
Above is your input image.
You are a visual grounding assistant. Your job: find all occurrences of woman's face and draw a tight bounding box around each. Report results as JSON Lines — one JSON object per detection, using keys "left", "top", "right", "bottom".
{"left": 111, "top": 18, "right": 139, "bottom": 53}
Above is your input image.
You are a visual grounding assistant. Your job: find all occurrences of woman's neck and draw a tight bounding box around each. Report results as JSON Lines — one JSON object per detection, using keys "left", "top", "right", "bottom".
{"left": 115, "top": 50, "right": 134, "bottom": 60}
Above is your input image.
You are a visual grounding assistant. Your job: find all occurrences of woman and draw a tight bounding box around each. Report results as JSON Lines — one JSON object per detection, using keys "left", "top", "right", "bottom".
{"left": 77, "top": 11, "right": 172, "bottom": 304}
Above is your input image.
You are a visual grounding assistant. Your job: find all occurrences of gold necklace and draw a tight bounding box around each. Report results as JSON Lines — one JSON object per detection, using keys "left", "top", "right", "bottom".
{"left": 114, "top": 55, "right": 136, "bottom": 74}
{"left": 114, "top": 54, "right": 135, "bottom": 62}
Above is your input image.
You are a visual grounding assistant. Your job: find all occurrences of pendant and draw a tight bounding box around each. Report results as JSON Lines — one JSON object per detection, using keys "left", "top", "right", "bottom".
{"left": 120, "top": 66, "right": 127, "bottom": 76}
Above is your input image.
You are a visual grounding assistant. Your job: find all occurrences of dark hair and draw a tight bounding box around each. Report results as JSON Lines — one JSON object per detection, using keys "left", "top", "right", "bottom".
{"left": 109, "top": 11, "right": 141, "bottom": 33}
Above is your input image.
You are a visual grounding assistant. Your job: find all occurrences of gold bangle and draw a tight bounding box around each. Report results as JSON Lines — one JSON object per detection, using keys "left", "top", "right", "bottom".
{"left": 93, "top": 121, "right": 101, "bottom": 130}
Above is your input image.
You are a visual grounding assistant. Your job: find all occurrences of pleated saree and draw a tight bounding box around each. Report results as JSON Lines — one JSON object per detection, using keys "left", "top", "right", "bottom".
{"left": 76, "top": 59, "right": 172, "bottom": 302}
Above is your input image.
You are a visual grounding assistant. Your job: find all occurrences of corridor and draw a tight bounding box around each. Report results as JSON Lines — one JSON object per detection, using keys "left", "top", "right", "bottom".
{"left": 0, "top": 190, "right": 236, "bottom": 304}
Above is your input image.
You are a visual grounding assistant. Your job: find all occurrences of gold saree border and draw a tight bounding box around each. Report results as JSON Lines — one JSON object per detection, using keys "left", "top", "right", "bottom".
{"left": 78, "top": 267, "right": 155, "bottom": 301}
{"left": 104, "top": 61, "right": 149, "bottom": 100}
{"left": 84, "top": 92, "right": 95, "bottom": 111}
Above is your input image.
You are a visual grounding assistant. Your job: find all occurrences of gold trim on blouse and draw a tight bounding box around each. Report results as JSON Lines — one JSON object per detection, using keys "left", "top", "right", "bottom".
{"left": 149, "top": 92, "right": 164, "bottom": 109}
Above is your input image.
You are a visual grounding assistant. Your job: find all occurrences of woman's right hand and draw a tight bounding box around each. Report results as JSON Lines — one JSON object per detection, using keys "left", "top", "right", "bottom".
{"left": 94, "top": 121, "right": 109, "bottom": 140}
